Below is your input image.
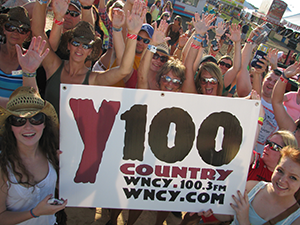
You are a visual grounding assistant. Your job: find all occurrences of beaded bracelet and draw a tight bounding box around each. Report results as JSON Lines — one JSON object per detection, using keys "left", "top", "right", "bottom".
{"left": 112, "top": 27, "right": 122, "bottom": 32}
{"left": 30, "top": 208, "right": 39, "bottom": 218}
{"left": 127, "top": 33, "right": 137, "bottom": 40}
{"left": 191, "top": 43, "right": 200, "bottom": 50}
{"left": 53, "top": 18, "right": 64, "bottom": 26}
{"left": 193, "top": 35, "right": 203, "bottom": 43}
{"left": 23, "top": 71, "right": 36, "bottom": 78}
{"left": 280, "top": 76, "right": 288, "bottom": 84}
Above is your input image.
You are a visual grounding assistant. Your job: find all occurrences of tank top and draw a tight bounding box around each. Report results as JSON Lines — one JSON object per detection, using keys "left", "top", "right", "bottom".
{"left": 0, "top": 66, "right": 22, "bottom": 98}
{"left": 6, "top": 162, "right": 57, "bottom": 225}
{"left": 45, "top": 61, "right": 91, "bottom": 114}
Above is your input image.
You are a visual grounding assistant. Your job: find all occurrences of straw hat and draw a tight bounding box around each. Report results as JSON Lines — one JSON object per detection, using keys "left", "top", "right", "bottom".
{"left": 59, "top": 21, "right": 102, "bottom": 61}
{"left": 157, "top": 42, "right": 170, "bottom": 55}
{"left": 0, "top": 6, "right": 30, "bottom": 29}
{"left": 0, "top": 87, "right": 58, "bottom": 134}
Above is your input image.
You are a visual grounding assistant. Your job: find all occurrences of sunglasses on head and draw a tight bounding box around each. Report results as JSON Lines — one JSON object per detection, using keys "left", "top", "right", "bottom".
{"left": 161, "top": 75, "right": 182, "bottom": 86}
{"left": 4, "top": 23, "right": 30, "bottom": 35}
{"left": 265, "top": 140, "right": 283, "bottom": 152}
{"left": 66, "top": 9, "right": 81, "bottom": 17}
{"left": 70, "top": 40, "right": 92, "bottom": 49}
{"left": 8, "top": 113, "right": 45, "bottom": 127}
{"left": 153, "top": 53, "right": 169, "bottom": 63}
{"left": 219, "top": 61, "right": 232, "bottom": 69}
{"left": 137, "top": 35, "right": 150, "bottom": 44}
{"left": 200, "top": 77, "right": 218, "bottom": 85}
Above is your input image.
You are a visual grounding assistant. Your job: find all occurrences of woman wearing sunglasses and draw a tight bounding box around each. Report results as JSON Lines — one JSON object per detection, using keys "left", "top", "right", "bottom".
{"left": 0, "top": 6, "right": 31, "bottom": 108}
{"left": 0, "top": 86, "right": 67, "bottom": 224}
{"left": 29, "top": 0, "right": 146, "bottom": 114}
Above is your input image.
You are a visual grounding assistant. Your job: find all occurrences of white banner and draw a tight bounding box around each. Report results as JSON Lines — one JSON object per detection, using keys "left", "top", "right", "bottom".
{"left": 59, "top": 84, "right": 260, "bottom": 214}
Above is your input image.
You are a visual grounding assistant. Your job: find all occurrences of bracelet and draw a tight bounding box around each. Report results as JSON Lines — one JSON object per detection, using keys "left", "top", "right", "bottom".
{"left": 280, "top": 76, "right": 288, "bottom": 84}
{"left": 282, "top": 72, "right": 289, "bottom": 80}
{"left": 147, "top": 44, "right": 157, "bottom": 53}
{"left": 53, "top": 18, "right": 64, "bottom": 26}
{"left": 22, "top": 72, "right": 36, "bottom": 78}
{"left": 177, "top": 46, "right": 183, "bottom": 50}
{"left": 81, "top": 5, "right": 92, "bottom": 10}
{"left": 127, "top": 33, "right": 137, "bottom": 40}
{"left": 258, "top": 117, "right": 264, "bottom": 123}
{"left": 193, "top": 35, "right": 203, "bottom": 43}
{"left": 258, "top": 120, "right": 263, "bottom": 126}
{"left": 246, "top": 38, "right": 253, "bottom": 43}
{"left": 112, "top": 27, "right": 122, "bottom": 32}
{"left": 30, "top": 208, "right": 39, "bottom": 218}
{"left": 195, "top": 33, "right": 206, "bottom": 39}
{"left": 38, "top": 0, "right": 48, "bottom": 5}
{"left": 191, "top": 43, "right": 200, "bottom": 50}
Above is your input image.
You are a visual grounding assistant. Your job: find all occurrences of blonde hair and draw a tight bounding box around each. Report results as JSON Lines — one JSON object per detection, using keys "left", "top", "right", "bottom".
{"left": 273, "top": 130, "right": 298, "bottom": 148}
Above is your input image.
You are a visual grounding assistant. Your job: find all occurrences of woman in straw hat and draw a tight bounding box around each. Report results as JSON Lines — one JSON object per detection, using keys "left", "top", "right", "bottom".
{"left": 0, "top": 6, "right": 31, "bottom": 107}
{"left": 0, "top": 86, "right": 67, "bottom": 224}
{"left": 28, "top": 0, "right": 147, "bottom": 113}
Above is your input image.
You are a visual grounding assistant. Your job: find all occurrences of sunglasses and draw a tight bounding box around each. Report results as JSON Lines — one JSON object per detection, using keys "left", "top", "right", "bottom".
{"left": 153, "top": 53, "right": 169, "bottom": 63}
{"left": 70, "top": 40, "right": 92, "bottom": 49}
{"left": 200, "top": 77, "right": 218, "bottom": 85}
{"left": 137, "top": 35, "right": 150, "bottom": 44}
{"left": 8, "top": 113, "right": 45, "bottom": 127}
{"left": 66, "top": 9, "right": 81, "bottom": 17}
{"left": 219, "top": 61, "right": 232, "bottom": 69}
{"left": 4, "top": 23, "right": 30, "bottom": 35}
{"left": 161, "top": 75, "right": 182, "bottom": 86}
{"left": 265, "top": 140, "right": 283, "bottom": 152}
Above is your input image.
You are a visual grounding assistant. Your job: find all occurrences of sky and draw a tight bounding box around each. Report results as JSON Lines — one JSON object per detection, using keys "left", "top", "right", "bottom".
{"left": 247, "top": 0, "right": 300, "bottom": 13}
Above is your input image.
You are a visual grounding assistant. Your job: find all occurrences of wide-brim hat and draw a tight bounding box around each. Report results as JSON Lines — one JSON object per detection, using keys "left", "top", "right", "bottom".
{"left": 0, "top": 87, "right": 58, "bottom": 135}
{"left": 59, "top": 21, "right": 102, "bottom": 61}
{"left": 186, "top": 21, "right": 193, "bottom": 26}
{"left": 0, "top": 6, "right": 30, "bottom": 29}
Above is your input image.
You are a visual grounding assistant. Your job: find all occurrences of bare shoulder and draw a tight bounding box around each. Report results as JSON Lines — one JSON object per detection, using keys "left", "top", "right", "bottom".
{"left": 291, "top": 216, "right": 300, "bottom": 224}
{"left": 246, "top": 180, "right": 259, "bottom": 193}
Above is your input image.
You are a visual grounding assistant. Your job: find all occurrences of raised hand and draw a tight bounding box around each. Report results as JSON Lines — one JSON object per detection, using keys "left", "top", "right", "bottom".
{"left": 52, "top": 0, "right": 69, "bottom": 20}
{"left": 16, "top": 36, "right": 49, "bottom": 73}
{"left": 112, "top": 8, "right": 125, "bottom": 29}
{"left": 126, "top": 0, "right": 147, "bottom": 35}
{"left": 266, "top": 48, "right": 278, "bottom": 69}
{"left": 151, "top": 20, "right": 170, "bottom": 45}
{"left": 192, "top": 13, "right": 215, "bottom": 36}
{"left": 215, "top": 21, "right": 225, "bottom": 37}
{"left": 285, "top": 61, "right": 300, "bottom": 78}
{"left": 230, "top": 190, "right": 250, "bottom": 225}
{"left": 178, "top": 33, "right": 188, "bottom": 48}
{"left": 228, "top": 23, "right": 241, "bottom": 42}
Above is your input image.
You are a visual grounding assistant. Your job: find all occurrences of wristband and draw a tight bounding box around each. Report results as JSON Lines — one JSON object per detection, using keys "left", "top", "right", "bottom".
{"left": 195, "top": 33, "right": 206, "bottom": 39}
{"left": 258, "top": 120, "right": 263, "bottom": 126}
{"left": 246, "top": 38, "right": 253, "bottom": 44}
{"left": 280, "top": 76, "right": 288, "bottom": 84}
{"left": 23, "top": 72, "right": 36, "bottom": 78}
{"left": 147, "top": 44, "right": 157, "bottom": 53}
{"left": 30, "top": 208, "right": 39, "bottom": 218}
{"left": 81, "top": 5, "right": 92, "bottom": 10}
{"left": 38, "top": 0, "right": 48, "bottom": 5}
{"left": 191, "top": 43, "right": 200, "bottom": 50}
{"left": 193, "top": 35, "right": 203, "bottom": 43}
{"left": 177, "top": 46, "right": 183, "bottom": 50}
{"left": 258, "top": 117, "right": 264, "bottom": 123}
{"left": 127, "top": 33, "right": 137, "bottom": 40}
{"left": 53, "top": 18, "right": 64, "bottom": 26}
{"left": 112, "top": 27, "right": 122, "bottom": 32}
{"left": 282, "top": 72, "right": 289, "bottom": 80}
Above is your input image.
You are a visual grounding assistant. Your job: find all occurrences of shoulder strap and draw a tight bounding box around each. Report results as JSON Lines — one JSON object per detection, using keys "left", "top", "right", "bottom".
{"left": 263, "top": 203, "right": 299, "bottom": 225}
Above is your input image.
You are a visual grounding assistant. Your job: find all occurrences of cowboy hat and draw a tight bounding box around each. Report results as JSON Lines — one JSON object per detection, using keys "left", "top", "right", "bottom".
{"left": 59, "top": 21, "right": 102, "bottom": 61}
{"left": 0, "top": 87, "right": 58, "bottom": 134}
{"left": 0, "top": 6, "right": 30, "bottom": 29}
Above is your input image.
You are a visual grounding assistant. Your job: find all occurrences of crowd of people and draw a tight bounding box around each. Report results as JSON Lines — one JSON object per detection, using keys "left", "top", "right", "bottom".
{"left": 1, "top": 0, "right": 300, "bottom": 224}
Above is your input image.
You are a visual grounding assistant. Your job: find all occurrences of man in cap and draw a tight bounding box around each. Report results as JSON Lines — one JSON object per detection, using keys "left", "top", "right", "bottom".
{"left": 63, "top": 0, "right": 82, "bottom": 32}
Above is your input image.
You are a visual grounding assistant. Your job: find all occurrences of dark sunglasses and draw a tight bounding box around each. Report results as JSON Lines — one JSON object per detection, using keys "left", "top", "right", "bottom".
{"left": 153, "top": 53, "right": 169, "bottom": 63}
{"left": 8, "top": 113, "right": 45, "bottom": 127}
{"left": 66, "top": 9, "right": 81, "bottom": 17}
{"left": 137, "top": 35, "right": 150, "bottom": 44}
{"left": 161, "top": 75, "right": 182, "bottom": 86}
{"left": 265, "top": 140, "right": 283, "bottom": 152}
{"left": 4, "top": 23, "right": 30, "bottom": 35}
{"left": 200, "top": 77, "right": 218, "bottom": 85}
{"left": 71, "top": 40, "right": 92, "bottom": 49}
{"left": 219, "top": 61, "right": 232, "bottom": 69}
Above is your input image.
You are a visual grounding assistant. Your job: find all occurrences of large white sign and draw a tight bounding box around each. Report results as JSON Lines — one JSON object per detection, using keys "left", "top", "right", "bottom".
{"left": 59, "top": 84, "right": 260, "bottom": 214}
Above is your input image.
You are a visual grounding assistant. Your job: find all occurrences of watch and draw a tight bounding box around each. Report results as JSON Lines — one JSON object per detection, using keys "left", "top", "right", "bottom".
{"left": 147, "top": 45, "right": 157, "bottom": 53}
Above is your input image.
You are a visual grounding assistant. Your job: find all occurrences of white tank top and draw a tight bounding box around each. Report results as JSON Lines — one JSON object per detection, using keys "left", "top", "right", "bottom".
{"left": 6, "top": 161, "right": 57, "bottom": 225}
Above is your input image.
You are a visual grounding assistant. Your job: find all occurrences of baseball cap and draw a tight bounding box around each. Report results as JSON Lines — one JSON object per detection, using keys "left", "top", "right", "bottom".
{"left": 70, "top": 0, "right": 81, "bottom": 12}
{"left": 140, "top": 24, "right": 154, "bottom": 39}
